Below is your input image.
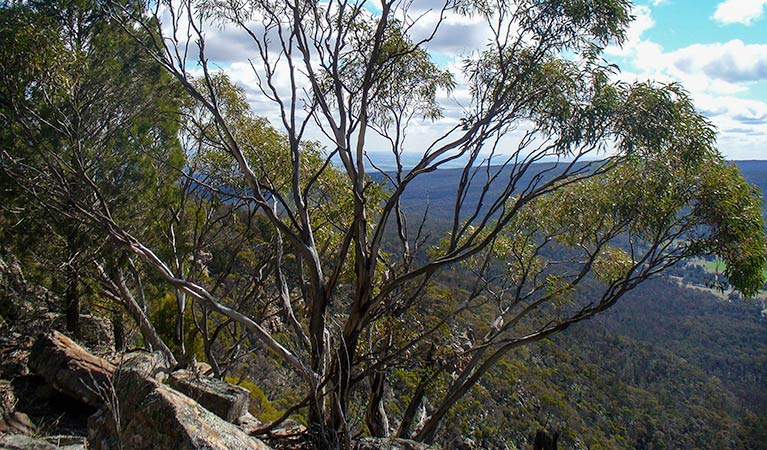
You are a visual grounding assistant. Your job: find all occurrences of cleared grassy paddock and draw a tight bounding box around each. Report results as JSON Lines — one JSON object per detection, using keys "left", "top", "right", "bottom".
{"left": 694, "top": 258, "right": 767, "bottom": 278}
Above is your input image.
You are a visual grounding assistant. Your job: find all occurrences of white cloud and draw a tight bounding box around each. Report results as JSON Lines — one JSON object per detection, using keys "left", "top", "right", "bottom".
{"left": 690, "top": 94, "right": 767, "bottom": 157}
{"left": 667, "top": 40, "right": 767, "bottom": 83}
{"left": 712, "top": 0, "right": 767, "bottom": 25}
{"left": 601, "top": 3, "right": 767, "bottom": 160}
{"left": 407, "top": 9, "right": 491, "bottom": 59}
{"left": 608, "top": 12, "right": 767, "bottom": 91}
{"left": 160, "top": 0, "right": 767, "bottom": 160}
{"left": 617, "top": 39, "right": 767, "bottom": 98}
{"left": 697, "top": 95, "right": 767, "bottom": 123}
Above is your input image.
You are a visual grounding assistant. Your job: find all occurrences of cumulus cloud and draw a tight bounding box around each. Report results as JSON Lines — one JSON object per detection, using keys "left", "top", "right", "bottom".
{"left": 612, "top": 24, "right": 767, "bottom": 92}
{"left": 602, "top": 3, "right": 767, "bottom": 159}
{"left": 712, "top": 0, "right": 767, "bottom": 25}
{"left": 407, "top": 10, "right": 491, "bottom": 58}
{"left": 667, "top": 40, "right": 767, "bottom": 83}
{"left": 420, "top": 21, "right": 491, "bottom": 56}
{"left": 611, "top": 10, "right": 767, "bottom": 86}
{"left": 733, "top": 110, "right": 767, "bottom": 124}
{"left": 201, "top": 27, "right": 264, "bottom": 64}
{"left": 723, "top": 126, "right": 762, "bottom": 134}
{"left": 698, "top": 95, "right": 767, "bottom": 120}
{"left": 160, "top": 0, "right": 767, "bottom": 159}
{"left": 693, "top": 94, "right": 767, "bottom": 157}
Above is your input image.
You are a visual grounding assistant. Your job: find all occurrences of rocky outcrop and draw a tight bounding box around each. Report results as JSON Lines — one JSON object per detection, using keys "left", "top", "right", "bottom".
{"left": 88, "top": 366, "right": 271, "bottom": 450}
{"left": 24, "top": 331, "right": 274, "bottom": 449}
{"left": 0, "top": 252, "right": 51, "bottom": 325}
{"left": 117, "top": 350, "right": 173, "bottom": 381}
{"left": 27, "top": 332, "right": 115, "bottom": 409}
{"left": 0, "top": 410, "right": 37, "bottom": 436}
{"left": 43, "top": 435, "right": 88, "bottom": 448}
{"left": 1, "top": 379, "right": 17, "bottom": 413}
{"left": 0, "top": 379, "right": 37, "bottom": 437}
{"left": 167, "top": 369, "right": 250, "bottom": 422}
{"left": 0, "top": 434, "right": 59, "bottom": 450}
{"left": 0, "top": 434, "right": 86, "bottom": 450}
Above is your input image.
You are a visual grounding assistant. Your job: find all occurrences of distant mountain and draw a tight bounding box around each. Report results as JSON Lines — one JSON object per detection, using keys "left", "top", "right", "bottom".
{"left": 735, "top": 160, "right": 767, "bottom": 208}
{"left": 390, "top": 159, "right": 767, "bottom": 221}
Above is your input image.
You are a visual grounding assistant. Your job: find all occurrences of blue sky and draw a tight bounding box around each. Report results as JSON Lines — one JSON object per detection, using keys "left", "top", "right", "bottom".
{"left": 603, "top": 0, "right": 767, "bottom": 160}
{"left": 201, "top": 0, "right": 767, "bottom": 160}
{"left": 646, "top": 0, "right": 767, "bottom": 46}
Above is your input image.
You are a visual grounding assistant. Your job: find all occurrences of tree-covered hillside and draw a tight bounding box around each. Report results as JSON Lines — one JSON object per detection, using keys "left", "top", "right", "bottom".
{"left": 384, "top": 160, "right": 767, "bottom": 448}
{"left": 737, "top": 161, "right": 767, "bottom": 208}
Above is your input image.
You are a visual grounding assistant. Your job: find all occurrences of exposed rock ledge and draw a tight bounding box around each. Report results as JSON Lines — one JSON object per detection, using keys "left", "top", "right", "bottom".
{"left": 88, "top": 368, "right": 270, "bottom": 450}
{"left": 21, "top": 331, "right": 437, "bottom": 450}
{"left": 25, "top": 332, "right": 272, "bottom": 450}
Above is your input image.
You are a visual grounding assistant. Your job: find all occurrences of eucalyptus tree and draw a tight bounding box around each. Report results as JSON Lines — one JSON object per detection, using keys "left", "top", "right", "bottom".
{"left": 98, "top": 0, "right": 767, "bottom": 446}
{"left": 0, "top": 0, "right": 182, "bottom": 355}
{"left": 166, "top": 73, "right": 360, "bottom": 370}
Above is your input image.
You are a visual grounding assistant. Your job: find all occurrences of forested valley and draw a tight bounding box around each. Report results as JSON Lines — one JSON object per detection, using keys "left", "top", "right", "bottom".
{"left": 1, "top": 1, "right": 766, "bottom": 449}
{"left": 381, "top": 161, "right": 767, "bottom": 449}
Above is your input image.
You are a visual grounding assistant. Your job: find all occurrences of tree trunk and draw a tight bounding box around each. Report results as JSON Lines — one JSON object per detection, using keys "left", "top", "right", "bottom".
{"left": 396, "top": 375, "right": 428, "bottom": 439}
{"left": 65, "top": 253, "right": 80, "bottom": 339}
{"left": 365, "top": 369, "right": 389, "bottom": 437}
{"left": 327, "top": 328, "right": 361, "bottom": 448}
{"left": 98, "top": 263, "right": 177, "bottom": 367}
{"left": 175, "top": 289, "right": 186, "bottom": 357}
{"left": 112, "top": 309, "right": 125, "bottom": 352}
{"left": 114, "top": 270, "right": 177, "bottom": 366}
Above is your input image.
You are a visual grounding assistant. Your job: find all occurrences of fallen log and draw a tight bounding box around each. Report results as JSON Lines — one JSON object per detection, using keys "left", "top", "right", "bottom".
{"left": 28, "top": 332, "right": 115, "bottom": 408}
